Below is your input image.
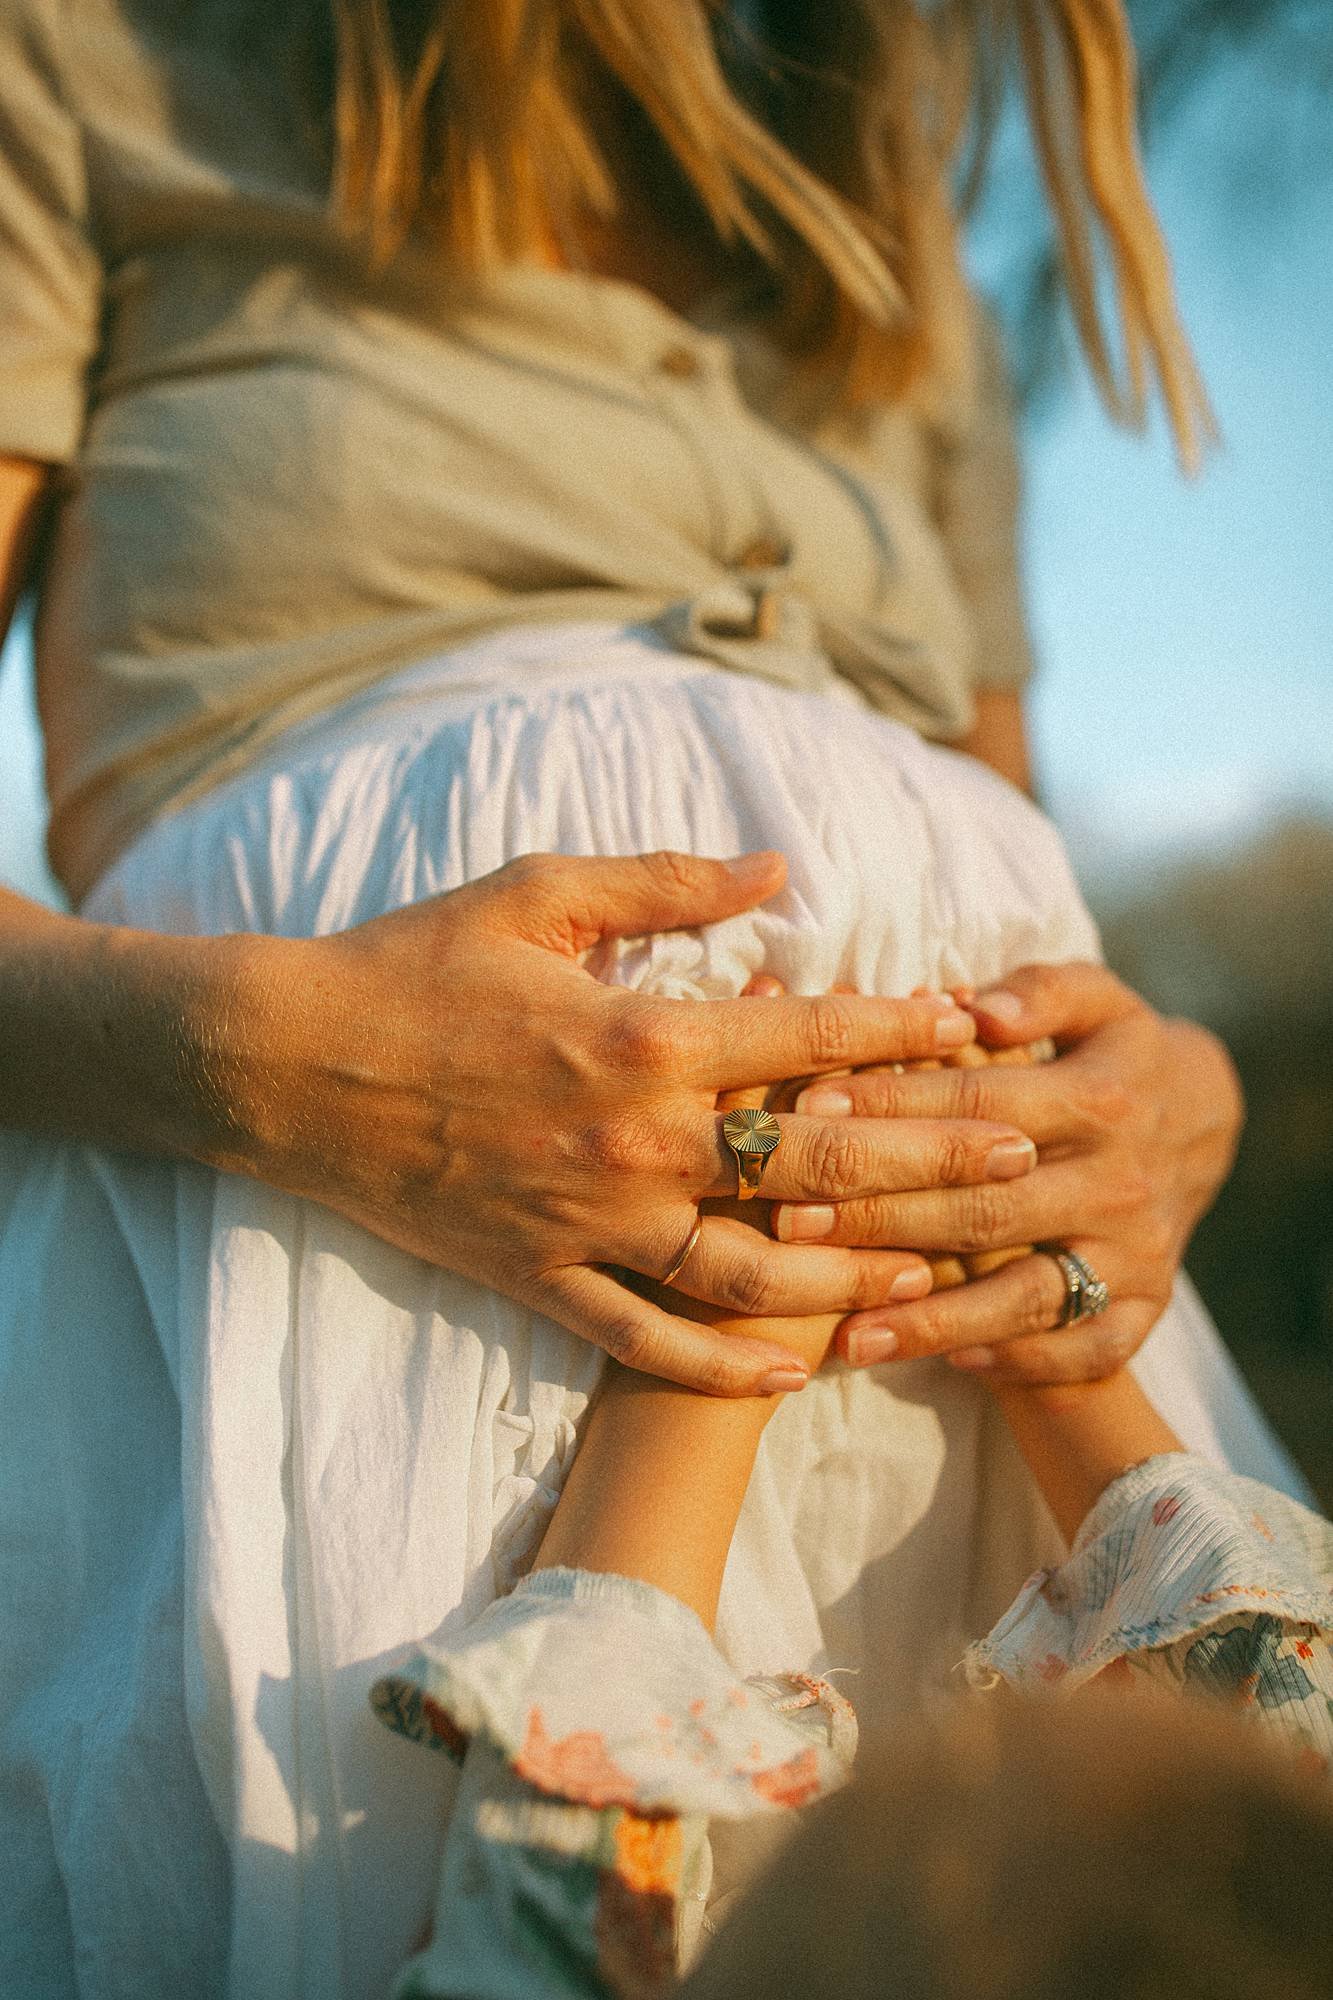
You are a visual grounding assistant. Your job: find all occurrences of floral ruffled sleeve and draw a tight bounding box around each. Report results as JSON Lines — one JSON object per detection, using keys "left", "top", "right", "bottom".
{"left": 966, "top": 1454, "right": 1333, "bottom": 1773}
{"left": 370, "top": 1568, "right": 857, "bottom": 2000}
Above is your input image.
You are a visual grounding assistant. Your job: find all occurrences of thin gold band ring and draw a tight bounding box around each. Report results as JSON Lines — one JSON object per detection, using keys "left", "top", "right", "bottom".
{"left": 661, "top": 1217, "right": 703, "bottom": 1288}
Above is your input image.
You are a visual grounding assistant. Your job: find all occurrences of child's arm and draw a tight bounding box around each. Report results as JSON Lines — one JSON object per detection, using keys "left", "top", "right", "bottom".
{"left": 989, "top": 1373, "right": 1184, "bottom": 1544}
{"left": 531, "top": 1255, "right": 1181, "bottom": 1618}
{"left": 531, "top": 1279, "right": 838, "bottom": 1629}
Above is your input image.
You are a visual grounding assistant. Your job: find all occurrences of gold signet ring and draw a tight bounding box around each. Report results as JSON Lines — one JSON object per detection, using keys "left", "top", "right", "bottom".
{"left": 722, "top": 1107, "right": 782, "bottom": 1201}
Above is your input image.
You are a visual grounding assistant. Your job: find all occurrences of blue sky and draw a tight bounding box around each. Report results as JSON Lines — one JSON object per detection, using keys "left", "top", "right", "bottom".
{"left": 1018, "top": 131, "right": 1333, "bottom": 884}
{"left": 2, "top": 98, "right": 1330, "bottom": 909}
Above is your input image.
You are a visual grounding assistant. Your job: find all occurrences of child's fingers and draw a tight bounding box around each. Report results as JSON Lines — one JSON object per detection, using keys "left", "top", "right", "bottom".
{"left": 742, "top": 973, "right": 787, "bottom": 999}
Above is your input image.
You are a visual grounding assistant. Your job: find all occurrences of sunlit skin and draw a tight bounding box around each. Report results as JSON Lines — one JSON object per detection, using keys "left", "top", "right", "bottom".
{"left": 535, "top": 979, "right": 1184, "bottom": 1631}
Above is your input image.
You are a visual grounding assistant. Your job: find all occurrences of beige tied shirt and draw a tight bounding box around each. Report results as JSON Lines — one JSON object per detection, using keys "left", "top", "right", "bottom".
{"left": 0, "top": 0, "right": 1034, "bottom": 903}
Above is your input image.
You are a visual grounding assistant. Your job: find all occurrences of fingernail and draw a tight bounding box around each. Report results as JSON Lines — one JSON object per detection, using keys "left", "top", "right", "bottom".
{"left": 935, "top": 1011, "right": 975, "bottom": 1048}
{"left": 985, "top": 1136, "right": 1037, "bottom": 1179}
{"left": 776, "top": 1203, "right": 836, "bottom": 1242}
{"left": 948, "top": 1346, "right": 996, "bottom": 1371}
{"left": 973, "top": 989, "right": 1023, "bottom": 1024}
{"left": 746, "top": 974, "right": 784, "bottom": 998}
{"left": 847, "top": 1327, "right": 899, "bottom": 1366}
{"left": 890, "top": 1266, "right": 933, "bottom": 1301}
{"left": 796, "top": 1087, "right": 852, "bottom": 1117}
{"left": 725, "top": 851, "right": 782, "bottom": 885}
{"left": 757, "top": 1366, "right": 809, "bottom": 1395}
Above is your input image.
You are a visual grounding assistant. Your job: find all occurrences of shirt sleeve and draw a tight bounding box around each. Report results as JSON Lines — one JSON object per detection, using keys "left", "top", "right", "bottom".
{"left": 929, "top": 303, "right": 1036, "bottom": 695}
{"left": 965, "top": 1453, "right": 1333, "bottom": 1775}
{"left": 0, "top": 0, "right": 103, "bottom": 463}
{"left": 370, "top": 1567, "right": 858, "bottom": 1999}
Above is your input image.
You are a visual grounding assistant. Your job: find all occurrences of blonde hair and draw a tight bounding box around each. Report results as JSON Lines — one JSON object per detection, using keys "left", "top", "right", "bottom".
{"left": 318, "top": 1, "right": 1214, "bottom": 463}
{"left": 680, "top": 1692, "right": 1333, "bottom": 1999}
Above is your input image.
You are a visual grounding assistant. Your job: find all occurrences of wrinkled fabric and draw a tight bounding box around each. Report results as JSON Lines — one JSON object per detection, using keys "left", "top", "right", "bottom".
{"left": 966, "top": 1454, "right": 1333, "bottom": 1771}
{"left": 0, "top": 625, "right": 1309, "bottom": 2000}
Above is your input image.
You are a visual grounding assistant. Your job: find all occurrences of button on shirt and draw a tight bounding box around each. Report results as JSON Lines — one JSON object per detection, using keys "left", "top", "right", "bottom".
{"left": 0, "top": 0, "right": 1035, "bottom": 901}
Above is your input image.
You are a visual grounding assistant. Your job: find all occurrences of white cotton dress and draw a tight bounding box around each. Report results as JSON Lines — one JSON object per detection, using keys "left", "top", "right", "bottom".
{"left": 0, "top": 621, "right": 1307, "bottom": 2000}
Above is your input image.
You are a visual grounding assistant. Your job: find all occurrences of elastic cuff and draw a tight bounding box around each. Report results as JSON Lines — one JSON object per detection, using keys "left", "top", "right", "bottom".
{"left": 966, "top": 1456, "right": 1333, "bottom": 1693}
{"left": 371, "top": 1566, "right": 857, "bottom": 1819}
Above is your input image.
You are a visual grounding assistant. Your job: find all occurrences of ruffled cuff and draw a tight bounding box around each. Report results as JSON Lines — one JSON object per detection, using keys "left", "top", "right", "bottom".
{"left": 371, "top": 1567, "right": 857, "bottom": 1820}
{"left": 966, "top": 1453, "right": 1333, "bottom": 1693}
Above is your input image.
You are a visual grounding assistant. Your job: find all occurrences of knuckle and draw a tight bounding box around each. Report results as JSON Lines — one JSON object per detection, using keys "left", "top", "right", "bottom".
{"left": 686, "top": 1345, "right": 739, "bottom": 1397}
{"left": 1138, "top": 1212, "right": 1176, "bottom": 1269}
{"left": 718, "top": 1251, "right": 783, "bottom": 1319}
{"left": 804, "top": 995, "right": 855, "bottom": 1069}
{"left": 858, "top": 1197, "right": 904, "bottom": 1245}
{"left": 936, "top": 1127, "right": 982, "bottom": 1186}
{"left": 954, "top": 1181, "right": 1016, "bottom": 1252}
{"left": 951, "top": 1070, "right": 995, "bottom": 1123}
{"left": 843, "top": 1072, "right": 900, "bottom": 1118}
{"left": 1104, "top": 1166, "right": 1152, "bottom": 1220}
{"left": 1078, "top": 1073, "right": 1135, "bottom": 1130}
{"left": 643, "top": 849, "right": 701, "bottom": 894}
{"left": 1081, "top": 1324, "right": 1138, "bottom": 1377}
{"left": 602, "top": 1004, "right": 681, "bottom": 1081}
{"left": 807, "top": 1121, "right": 870, "bottom": 1200}
{"left": 596, "top": 1312, "right": 649, "bottom": 1368}
{"left": 1015, "top": 1255, "right": 1064, "bottom": 1335}
{"left": 577, "top": 1114, "right": 653, "bottom": 1176}
{"left": 832, "top": 1195, "right": 898, "bottom": 1246}
{"left": 1017, "top": 962, "right": 1063, "bottom": 1010}
{"left": 851, "top": 1259, "right": 901, "bottom": 1310}
{"left": 498, "top": 851, "right": 555, "bottom": 894}
{"left": 877, "top": 1074, "right": 917, "bottom": 1118}
{"left": 905, "top": 1298, "right": 960, "bottom": 1353}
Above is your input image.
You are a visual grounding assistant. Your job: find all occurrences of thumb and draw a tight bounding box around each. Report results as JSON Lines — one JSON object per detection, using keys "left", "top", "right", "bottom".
{"left": 484, "top": 849, "right": 787, "bottom": 955}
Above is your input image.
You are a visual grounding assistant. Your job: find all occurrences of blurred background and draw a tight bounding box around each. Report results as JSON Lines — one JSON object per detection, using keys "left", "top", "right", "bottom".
{"left": 2, "top": 0, "right": 1330, "bottom": 1492}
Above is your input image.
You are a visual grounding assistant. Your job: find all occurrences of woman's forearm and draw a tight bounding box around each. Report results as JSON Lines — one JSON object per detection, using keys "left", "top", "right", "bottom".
{"left": 0, "top": 882, "right": 261, "bottom": 1169}
{"left": 991, "top": 1374, "right": 1184, "bottom": 1543}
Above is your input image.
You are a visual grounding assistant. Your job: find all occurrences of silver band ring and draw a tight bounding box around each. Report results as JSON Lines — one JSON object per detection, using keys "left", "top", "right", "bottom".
{"left": 661, "top": 1217, "right": 703, "bottom": 1288}
{"left": 1046, "top": 1246, "right": 1111, "bottom": 1326}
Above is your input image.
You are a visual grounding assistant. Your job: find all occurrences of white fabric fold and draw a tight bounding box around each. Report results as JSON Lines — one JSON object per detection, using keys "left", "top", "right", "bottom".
{"left": 967, "top": 1454, "right": 1333, "bottom": 1694}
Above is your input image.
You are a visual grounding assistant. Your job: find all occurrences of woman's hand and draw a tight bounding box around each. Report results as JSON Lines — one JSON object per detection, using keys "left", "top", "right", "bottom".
{"left": 774, "top": 963, "right": 1243, "bottom": 1384}
{"left": 218, "top": 850, "right": 1041, "bottom": 1396}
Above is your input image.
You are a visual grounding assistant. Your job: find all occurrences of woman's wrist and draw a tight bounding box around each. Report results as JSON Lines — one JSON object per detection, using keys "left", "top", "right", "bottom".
{"left": 0, "top": 889, "right": 275, "bottom": 1173}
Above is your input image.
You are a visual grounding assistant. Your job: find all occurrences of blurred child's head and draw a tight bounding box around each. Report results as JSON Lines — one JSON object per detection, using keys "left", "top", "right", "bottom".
{"left": 682, "top": 1691, "right": 1333, "bottom": 2000}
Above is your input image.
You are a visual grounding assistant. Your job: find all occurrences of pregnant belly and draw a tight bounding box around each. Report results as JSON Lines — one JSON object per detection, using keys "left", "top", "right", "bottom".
{"left": 84, "top": 617, "right": 1097, "bottom": 1002}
